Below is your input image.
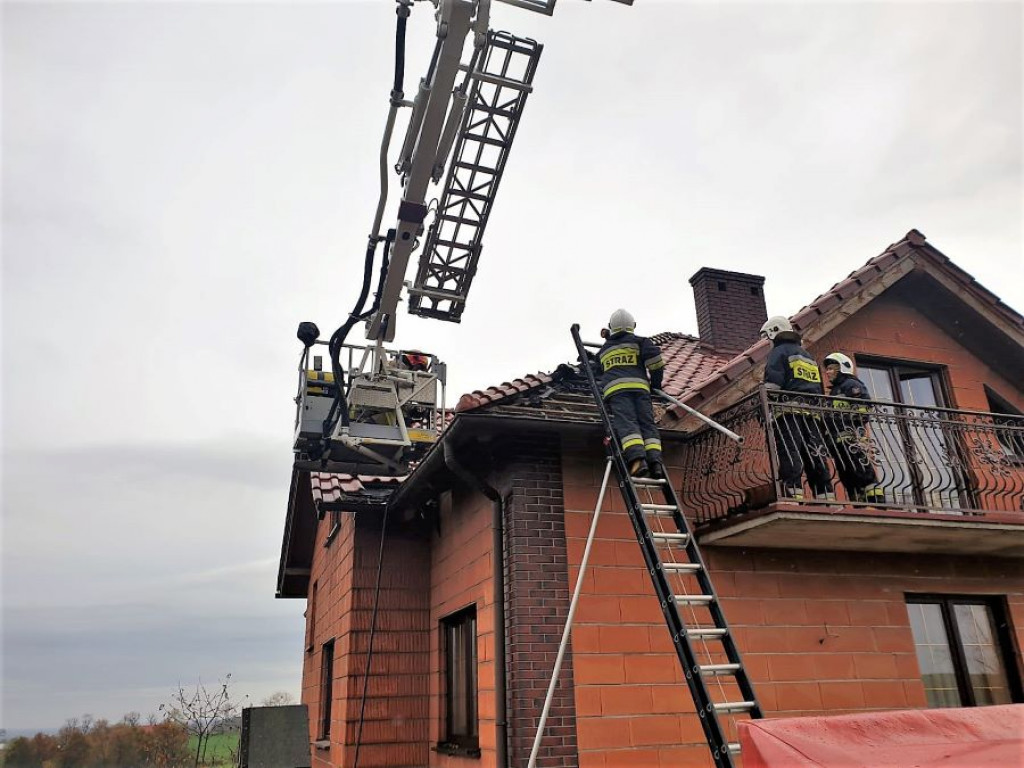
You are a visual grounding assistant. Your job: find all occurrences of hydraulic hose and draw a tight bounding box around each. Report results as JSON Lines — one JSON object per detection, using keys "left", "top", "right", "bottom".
{"left": 322, "top": 0, "right": 409, "bottom": 443}
{"left": 323, "top": 228, "right": 395, "bottom": 437}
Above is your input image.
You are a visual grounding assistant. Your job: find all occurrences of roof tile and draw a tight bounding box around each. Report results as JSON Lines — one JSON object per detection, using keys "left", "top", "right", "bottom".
{"left": 310, "top": 472, "right": 406, "bottom": 505}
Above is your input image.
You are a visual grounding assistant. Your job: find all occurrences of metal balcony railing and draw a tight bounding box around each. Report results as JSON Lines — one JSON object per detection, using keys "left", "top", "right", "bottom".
{"left": 678, "top": 389, "right": 1024, "bottom": 525}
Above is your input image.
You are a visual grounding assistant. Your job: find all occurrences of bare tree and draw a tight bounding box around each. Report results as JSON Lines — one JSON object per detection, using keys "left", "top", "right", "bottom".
{"left": 161, "top": 674, "right": 239, "bottom": 768}
{"left": 121, "top": 711, "right": 141, "bottom": 727}
{"left": 259, "top": 691, "right": 296, "bottom": 707}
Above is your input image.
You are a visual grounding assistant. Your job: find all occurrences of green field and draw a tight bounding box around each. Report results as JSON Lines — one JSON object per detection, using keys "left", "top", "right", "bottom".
{"left": 186, "top": 732, "right": 239, "bottom": 766}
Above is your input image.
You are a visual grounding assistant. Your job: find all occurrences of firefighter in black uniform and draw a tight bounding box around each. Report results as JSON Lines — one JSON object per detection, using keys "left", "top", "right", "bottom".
{"left": 760, "top": 315, "right": 834, "bottom": 500}
{"left": 822, "top": 352, "right": 883, "bottom": 502}
{"left": 596, "top": 309, "right": 666, "bottom": 478}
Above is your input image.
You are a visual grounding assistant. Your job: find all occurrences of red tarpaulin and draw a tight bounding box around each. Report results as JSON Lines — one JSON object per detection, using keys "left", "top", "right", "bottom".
{"left": 738, "top": 705, "right": 1024, "bottom": 768}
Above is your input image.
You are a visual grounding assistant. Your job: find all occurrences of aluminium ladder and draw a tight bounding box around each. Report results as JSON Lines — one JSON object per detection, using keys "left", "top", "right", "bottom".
{"left": 570, "top": 324, "right": 762, "bottom": 768}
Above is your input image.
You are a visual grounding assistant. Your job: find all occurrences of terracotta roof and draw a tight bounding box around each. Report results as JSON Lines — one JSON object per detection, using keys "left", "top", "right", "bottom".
{"left": 453, "top": 334, "right": 733, "bottom": 423}
{"left": 310, "top": 472, "right": 406, "bottom": 506}
{"left": 453, "top": 230, "right": 1023, "bottom": 427}
{"left": 670, "top": 229, "right": 1024, "bottom": 417}
{"left": 652, "top": 333, "right": 733, "bottom": 399}
{"left": 455, "top": 372, "right": 553, "bottom": 413}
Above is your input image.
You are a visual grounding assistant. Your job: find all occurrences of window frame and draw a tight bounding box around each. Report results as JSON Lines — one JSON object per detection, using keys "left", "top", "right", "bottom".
{"left": 906, "top": 594, "right": 1023, "bottom": 708}
{"left": 437, "top": 605, "right": 480, "bottom": 757}
{"left": 854, "top": 356, "right": 952, "bottom": 408}
{"left": 855, "top": 357, "right": 973, "bottom": 510}
{"left": 319, "top": 639, "right": 335, "bottom": 740}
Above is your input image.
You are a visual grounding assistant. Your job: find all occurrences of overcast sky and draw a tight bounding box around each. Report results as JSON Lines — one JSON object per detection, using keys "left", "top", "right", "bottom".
{"left": 3, "top": 0, "right": 1021, "bottom": 732}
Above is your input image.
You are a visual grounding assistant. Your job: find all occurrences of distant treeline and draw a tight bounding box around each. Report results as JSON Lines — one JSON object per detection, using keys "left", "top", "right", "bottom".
{"left": 2, "top": 717, "right": 190, "bottom": 768}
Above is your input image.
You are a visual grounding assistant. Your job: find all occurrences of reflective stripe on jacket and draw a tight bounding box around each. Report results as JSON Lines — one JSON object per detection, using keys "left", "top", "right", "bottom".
{"left": 764, "top": 340, "right": 824, "bottom": 395}
{"left": 596, "top": 331, "right": 664, "bottom": 400}
{"left": 828, "top": 374, "right": 871, "bottom": 428}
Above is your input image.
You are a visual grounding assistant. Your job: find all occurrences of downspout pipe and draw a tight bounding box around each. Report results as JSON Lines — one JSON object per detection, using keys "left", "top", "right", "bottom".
{"left": 443, "top": 438, "right": 509, "bottom": 768}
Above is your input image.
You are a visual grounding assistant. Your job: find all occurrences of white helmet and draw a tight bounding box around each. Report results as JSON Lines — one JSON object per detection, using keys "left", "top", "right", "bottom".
{"left": 608, "top": 309, "right": 636, "bottom": 334}
{"left": 759, "top": 315, "right": 795, "bottom": 341}
{"left": 823, "top": 352, "right": 855, "bottom": 375}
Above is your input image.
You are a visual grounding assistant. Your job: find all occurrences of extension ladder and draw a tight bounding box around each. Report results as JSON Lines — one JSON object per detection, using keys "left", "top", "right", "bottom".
{"left": 570, "top": 324, "right": 762, "bottom": 768}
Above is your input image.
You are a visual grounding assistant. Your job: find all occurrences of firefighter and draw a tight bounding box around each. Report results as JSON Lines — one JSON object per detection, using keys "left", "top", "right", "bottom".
{"left": 822, "top": 352, "right": 884, "bottom": 502}
{"left": 760, "top": 315, "right": 834, "bottom": 500}
{"left": 596, "top": 309, "right": 666, "bottom": 478}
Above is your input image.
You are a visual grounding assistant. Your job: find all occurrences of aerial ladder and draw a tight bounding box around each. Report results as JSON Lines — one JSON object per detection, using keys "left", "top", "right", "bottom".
{"left": 291, "top": 0, "right": 766, "bottom": 764}
{"left": 293, "top": 0, "right": 559, "bottom": 475}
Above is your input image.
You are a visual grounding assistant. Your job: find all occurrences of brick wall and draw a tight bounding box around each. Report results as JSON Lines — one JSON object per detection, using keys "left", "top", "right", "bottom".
{"left": 303, "top": 511, "right": 431, "bottom": 768}
{"left": 689, "top": 268, "right": 767, "bottom": 355}
{"left": 814, "top": 292, "right": 1024, "bottom": 411}
{"left": 497, "top": 435, "right": 579, "bottom": 768}
{"left": 430, "top": 483, "right": 500, "bottom": 768}
{"left": 560, "top": 435, "right": 1024, "bottom": 768}
{"left": 303, "top": 513, "right": 356, "bottom": 768}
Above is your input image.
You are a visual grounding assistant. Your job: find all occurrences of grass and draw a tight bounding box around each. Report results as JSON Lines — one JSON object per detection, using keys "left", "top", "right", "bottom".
{"left": 187, "top": 731, "right": 239, "bottom": 767}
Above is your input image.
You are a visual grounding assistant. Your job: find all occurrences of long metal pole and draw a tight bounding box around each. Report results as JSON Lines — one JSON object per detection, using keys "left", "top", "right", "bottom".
{"left": 526, "top": 458, "right": 614, "bottom": 768}
{"left": 654, "top": 389, "right": 744, "bottom": 444}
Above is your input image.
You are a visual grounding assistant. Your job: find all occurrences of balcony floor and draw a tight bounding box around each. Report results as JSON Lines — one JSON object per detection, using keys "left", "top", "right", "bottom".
{"left": 697, "top": 502, "right": 1024, "bottom": 557}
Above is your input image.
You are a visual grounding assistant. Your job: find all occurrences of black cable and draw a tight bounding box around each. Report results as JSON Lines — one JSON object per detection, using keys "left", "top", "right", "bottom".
{"left": 322, "top": 0, "right": 408, "bottom": 443}
{"left": 322, "top": 235, "right": 379, "bottom": 439}
{"left": 352, "top": 501, "right": 391, "bottom": 768}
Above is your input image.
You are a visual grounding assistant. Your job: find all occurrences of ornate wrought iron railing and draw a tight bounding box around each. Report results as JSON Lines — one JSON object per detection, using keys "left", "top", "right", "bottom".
{"left": 678, "top": 389, "right": 1024, "bottom": 525}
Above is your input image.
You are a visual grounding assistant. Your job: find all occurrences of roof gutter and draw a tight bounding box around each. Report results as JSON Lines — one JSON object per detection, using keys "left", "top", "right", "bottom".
{"left": 441, "top": 435, "right": 509, "bottom": 768}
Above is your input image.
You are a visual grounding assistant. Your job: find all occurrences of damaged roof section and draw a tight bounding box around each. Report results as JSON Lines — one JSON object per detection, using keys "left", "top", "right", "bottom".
{"left": 453, "top": 334, "right": 733, "bottom": 425}
{"left": 311, "top": 472, "right": 406, "bottom": 513}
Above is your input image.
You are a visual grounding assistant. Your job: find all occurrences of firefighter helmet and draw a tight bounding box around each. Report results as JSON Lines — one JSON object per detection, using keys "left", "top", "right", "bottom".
{"left": 823, "top": 352, "right": 855, "bottom": 375}
{"left": 759, "top": 315, "right": 796, "bottom": 341}
{"left": 608, "top": 309, "right": 636, "bottom": 334}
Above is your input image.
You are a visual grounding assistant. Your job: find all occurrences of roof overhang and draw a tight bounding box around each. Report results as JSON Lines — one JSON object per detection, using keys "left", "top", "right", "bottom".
{"left": 277, "top": 468, "right": 317, "bottom": 598}
{"left": 699, "top": 503, "right": 1024, "bottom": 558}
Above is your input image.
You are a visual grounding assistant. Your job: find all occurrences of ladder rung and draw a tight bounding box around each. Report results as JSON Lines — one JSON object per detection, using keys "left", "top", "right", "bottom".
{"left": 674, "top": 594, "right": 714, "bottom": 605}
{"left": 631, "top": 477, "right": 666, "bottom": 487}
{"left": 453, "top": 161, "right": 497, "bottom": 175}
{"left": 727, "top": 743, "right": 741, "bottom": 755}
{"left": 462, "top": 132, "right": 510, "bottom": 148}
{"left": 663, "top": 563, "right": 702, "bottom": 574}
{"left": 699, "top": 663, "right": 741, "bottom": 676}
{"left": 689, "top": 628, "right": 727, "bottom": 639}
{"left": 714, "top": 700, "right": 756, "bottom": 714}
{"left": 651, "top": 532, "right": 689, "bottom": 545}
{"left": 640, "top": 503, "right": 678, "bottom": 513}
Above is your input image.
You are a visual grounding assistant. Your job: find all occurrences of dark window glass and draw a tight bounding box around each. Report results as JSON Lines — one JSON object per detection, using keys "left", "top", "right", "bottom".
{"left": 857, "top": 359, "right": 964, "bottom": 510}
{"left": 441, "top": 606, "right": 478, "bottom": 753}
{"left": 984, "top": 386, "right": 1024, "bottom": 460}
{"left": 319, "top": 639, "right": 335, "bottom": 739}
{"left": 906, "top": 596, "right": 1021, "bottom": 708}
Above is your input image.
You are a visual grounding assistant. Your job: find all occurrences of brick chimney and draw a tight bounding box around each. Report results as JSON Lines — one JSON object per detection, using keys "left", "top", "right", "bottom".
{"left": 689, "top": 267, "right": 767, "bottom": 354}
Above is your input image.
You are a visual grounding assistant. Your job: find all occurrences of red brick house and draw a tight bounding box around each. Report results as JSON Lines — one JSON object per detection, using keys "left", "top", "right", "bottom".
{"left": 277, "top": 230, "right": 1024, "bottom": 768}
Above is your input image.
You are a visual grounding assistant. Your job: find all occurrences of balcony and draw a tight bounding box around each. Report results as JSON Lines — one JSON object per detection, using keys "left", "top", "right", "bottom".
{"left": 677, "top": 389, "right": 1024, "bottom": 557}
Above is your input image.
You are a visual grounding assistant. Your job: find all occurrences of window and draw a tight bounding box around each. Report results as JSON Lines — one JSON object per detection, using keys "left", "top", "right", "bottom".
{"left": 856, "top": 358, "right": 967, "bottom": 510}
{"left": 306, "top": 581, "right": 318, "bottom": 653}
{"left": 439, "top": 606, "right": 478, "bottom": 755}
{"left": 906, "top": 596, "right": 1022, "bottom": 708}
{"left": 319, "top": 639, "right": 335, "bottom": 739}
{"left": 984, "top": 386, "right": 1024, "bottom": 461}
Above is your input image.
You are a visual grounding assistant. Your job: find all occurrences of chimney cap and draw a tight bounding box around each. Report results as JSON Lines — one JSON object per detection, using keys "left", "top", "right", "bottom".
{"left": 688, "top": 267, "right": 765, "bottom": 287}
